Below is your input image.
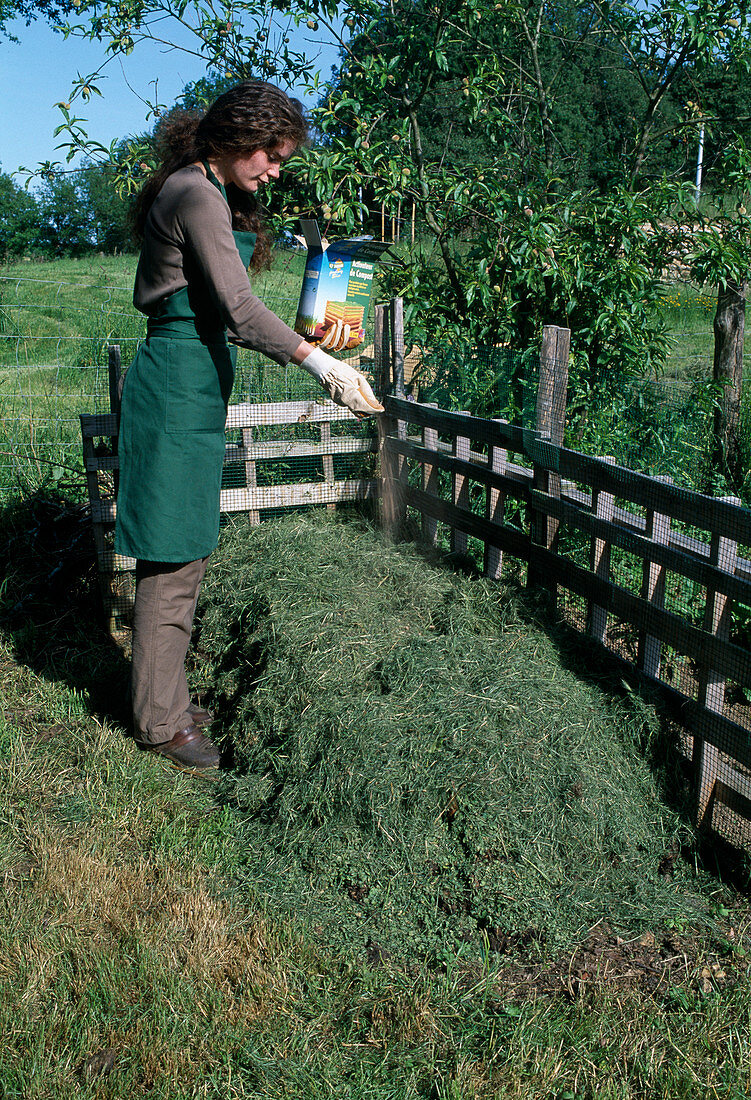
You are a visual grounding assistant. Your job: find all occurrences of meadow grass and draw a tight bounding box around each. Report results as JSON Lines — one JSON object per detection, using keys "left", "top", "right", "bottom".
{"left": 0, "top": 251, "right": 307, "bottom": 370}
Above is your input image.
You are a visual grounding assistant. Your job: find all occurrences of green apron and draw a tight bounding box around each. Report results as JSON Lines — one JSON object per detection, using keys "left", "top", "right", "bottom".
{"left": 115, "top": 168, "right": 256, "bottom": 563}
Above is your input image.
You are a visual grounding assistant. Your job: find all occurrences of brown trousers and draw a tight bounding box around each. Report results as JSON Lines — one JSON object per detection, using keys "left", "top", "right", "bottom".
{"left": 131, "top": 557, "right": 209, "bottom": 744}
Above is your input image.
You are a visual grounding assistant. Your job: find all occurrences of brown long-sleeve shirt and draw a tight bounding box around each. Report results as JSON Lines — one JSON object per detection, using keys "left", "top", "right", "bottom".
{"left": 133, "top": 165, "right": 302, "bottom": 366}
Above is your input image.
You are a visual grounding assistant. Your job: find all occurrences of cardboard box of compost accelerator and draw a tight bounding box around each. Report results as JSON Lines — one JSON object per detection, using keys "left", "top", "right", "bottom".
{"left": 293, "top": 219, "right": 390, "bottom": 353}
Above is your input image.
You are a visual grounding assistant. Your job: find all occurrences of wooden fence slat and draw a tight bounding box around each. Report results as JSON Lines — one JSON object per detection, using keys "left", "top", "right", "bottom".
{"left": 452, "top": 425, "right": 470, "bottom": 556}
{"left": 222, "top": 479, "right": 378, "bottom": 512}
{"left": 108, "top": 344, "right": 122, "bottom": 422}
{"left": 87, "top": 437, "right": 376, "bottom": 470}
{"left": 81, "top": 412, "right": 118, "bottom": 438}
{"left": 529, "top": 432, "right": 555, "bottom": 595}
{"left": 225, "top": 399, "right": 358, "bottom": 428}
{"left": 93, "top": 479, "right": 379, "bottom": 520}
{"left": 637, "top": 476, "right": 673, "bottom": 679}
{"left": 80, "top": 413, "right": 125, "bottom": 637}
{"left": 84, "top": 454, "right": 119, "bottom": 472}
{"left": 83, "top": 402, "right": 362, "bottom": 437}
{"left": 226, "top": 437, "right": 376, "bottom": 463}
{"left": 587, "top": 456, "right": 615, "bottom": 644}
{"left": 694, "top": 496, "right": 742, "bottom": 830}
{"left": 241, "top": 426, "right": 261, "bottom": 526}
{"left": 374, "top": 301, "right": 392, "bottom": 396}
{"left": 485, "top": 422, "right": 508, "bottom": 580}
{"left": 386, "top": 397, "right": 532, "bottom": 454}
{"left": 391, "top": 297, "right": 406, "bottom": 397}
{"left": 385, "top": 396, "right": 751, "bottom": 545}
{"left": 320, "top": 421, "right": 336, "bottom": 513}
{"left": 422, "top": 403, "right": 439, "bottom": 547}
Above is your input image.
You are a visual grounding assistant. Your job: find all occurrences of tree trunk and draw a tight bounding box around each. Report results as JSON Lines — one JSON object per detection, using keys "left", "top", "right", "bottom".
{"left": 712, "top": 279, "right": 747, "bottom": 489}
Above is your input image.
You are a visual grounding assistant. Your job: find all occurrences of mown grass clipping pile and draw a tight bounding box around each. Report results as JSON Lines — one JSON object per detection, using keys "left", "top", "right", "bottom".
{"left": 197, "top": 512, "right": 702, "bottom": 962}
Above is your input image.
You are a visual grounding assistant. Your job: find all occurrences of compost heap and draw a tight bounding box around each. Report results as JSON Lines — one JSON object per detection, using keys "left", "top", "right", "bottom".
{"left": 197, "top": 512, "right": 701, "bottom": 960}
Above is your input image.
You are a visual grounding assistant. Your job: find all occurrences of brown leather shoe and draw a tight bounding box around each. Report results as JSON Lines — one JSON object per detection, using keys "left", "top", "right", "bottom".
{"left": 187, "top": 703, "right": 213, "bottom": 728}
{"left": 137, "top": 725, "right": 221, "bottom": 769}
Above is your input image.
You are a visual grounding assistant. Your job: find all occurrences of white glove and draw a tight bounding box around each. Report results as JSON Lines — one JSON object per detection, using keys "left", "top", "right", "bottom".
{"left": 300, "top": 347, "right": 384, "bottom": 417}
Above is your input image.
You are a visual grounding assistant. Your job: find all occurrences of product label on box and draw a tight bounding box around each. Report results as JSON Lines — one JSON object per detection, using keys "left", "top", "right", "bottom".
{"left": 294, "top": 223, "right": 390, "bottom": 353}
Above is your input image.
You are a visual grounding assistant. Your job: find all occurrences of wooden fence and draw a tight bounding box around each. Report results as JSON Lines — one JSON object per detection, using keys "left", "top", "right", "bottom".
{"left": 378, "top": 381, "right": 751, "bottom": 842}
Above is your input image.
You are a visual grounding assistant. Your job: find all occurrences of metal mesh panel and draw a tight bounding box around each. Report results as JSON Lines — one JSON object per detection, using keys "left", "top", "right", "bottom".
{"left": 0, "top": 270, "right": 141, "bottom": 497}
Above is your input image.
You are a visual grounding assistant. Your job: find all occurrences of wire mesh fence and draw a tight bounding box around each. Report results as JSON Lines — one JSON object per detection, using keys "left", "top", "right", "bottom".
{"left": 0, "top": 252, "right": 377, "bottom": 498}
{"left": 405, "top": 283, "right": 750, "bottom": 500}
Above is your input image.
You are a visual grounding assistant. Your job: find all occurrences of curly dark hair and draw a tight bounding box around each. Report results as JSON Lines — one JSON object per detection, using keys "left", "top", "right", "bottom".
{"left": 132, "top": 80, "right": 308, "bottom": 270}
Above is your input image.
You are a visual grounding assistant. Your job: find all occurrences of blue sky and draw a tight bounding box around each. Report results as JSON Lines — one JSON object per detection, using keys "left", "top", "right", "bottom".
{"left": 0, "top": 15, "right": 340, "bottom": 183}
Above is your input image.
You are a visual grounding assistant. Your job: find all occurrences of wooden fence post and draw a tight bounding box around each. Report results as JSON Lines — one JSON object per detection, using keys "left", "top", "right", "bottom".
{"left": 390, "top": 297, "right": 406, "bottom": 398}
{"left": 374, "top": 303, "right": 391, "bottom": 397}
{"left": 378, "top": 410, "right": 407, "bottom": 538}
{"left": 713, "top": 280, "right": 746, "bottom": 485}
{"left": 452, "top": 420, "right": 470, "bottom": 557}
{"left": 377, "top": 297, "right": 409, "bottom": 536}
{"left": 528, "top": 326, "right": 570, "bottom": 595}
{"left": 694, "top": 495, "right": 741, "bottom": 830}
{"left": 587, "top": 455, "right": 616, "bottom": 644}
{"left": 535, "top": 325, "right": 570, "bottom": 449}
{"left": 484, "top": 422, "right": 508, "bottom": 580}
{"left": 108, "top": 344, "right": 122, "bottom": 420}
{"left": 422, "top": 403, "right": 439, "bottom": 547}
{"left": 637, "top": 475, "right": 672, "bottom": 678}
{"left": 108, "top": 344, "right": 122, "bottom": 499}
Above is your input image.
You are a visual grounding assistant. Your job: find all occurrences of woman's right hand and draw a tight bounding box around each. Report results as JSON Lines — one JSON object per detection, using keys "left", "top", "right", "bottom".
{"left": 299, "top": 346, "right": 384, "bottom": 417}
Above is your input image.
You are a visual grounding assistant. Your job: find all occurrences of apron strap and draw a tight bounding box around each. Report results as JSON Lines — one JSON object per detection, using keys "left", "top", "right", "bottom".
{"left": 202, "top": 160, "right": 228, "bottom": 203}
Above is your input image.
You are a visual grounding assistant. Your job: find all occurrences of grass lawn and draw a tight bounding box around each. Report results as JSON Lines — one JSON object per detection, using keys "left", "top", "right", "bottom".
{"left": 1, "top": 496, "right": 751, "bottom": 1099}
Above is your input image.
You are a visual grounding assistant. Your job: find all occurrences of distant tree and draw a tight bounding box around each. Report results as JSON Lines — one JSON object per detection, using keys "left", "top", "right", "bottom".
{"left": 77, "top": 155, "right": 135, "bottom": 252}
{"left": 671, "top": 58, "right": 751, "bottom": 196}
{"left": 0, "top": 170, "right": 40, "bottom": 259}
{"left": 36, "top": 175, "right": 93, "bottom": 258}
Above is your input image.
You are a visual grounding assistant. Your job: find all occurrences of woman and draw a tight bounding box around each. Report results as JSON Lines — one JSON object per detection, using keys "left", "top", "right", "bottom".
{"left": 116, "top": 80, "right": 383, "bottom": 769}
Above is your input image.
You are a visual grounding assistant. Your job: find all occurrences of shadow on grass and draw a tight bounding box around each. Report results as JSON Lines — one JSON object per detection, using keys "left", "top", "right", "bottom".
{"left": 0, "top": 488, "right": 131, "bottom": 732}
